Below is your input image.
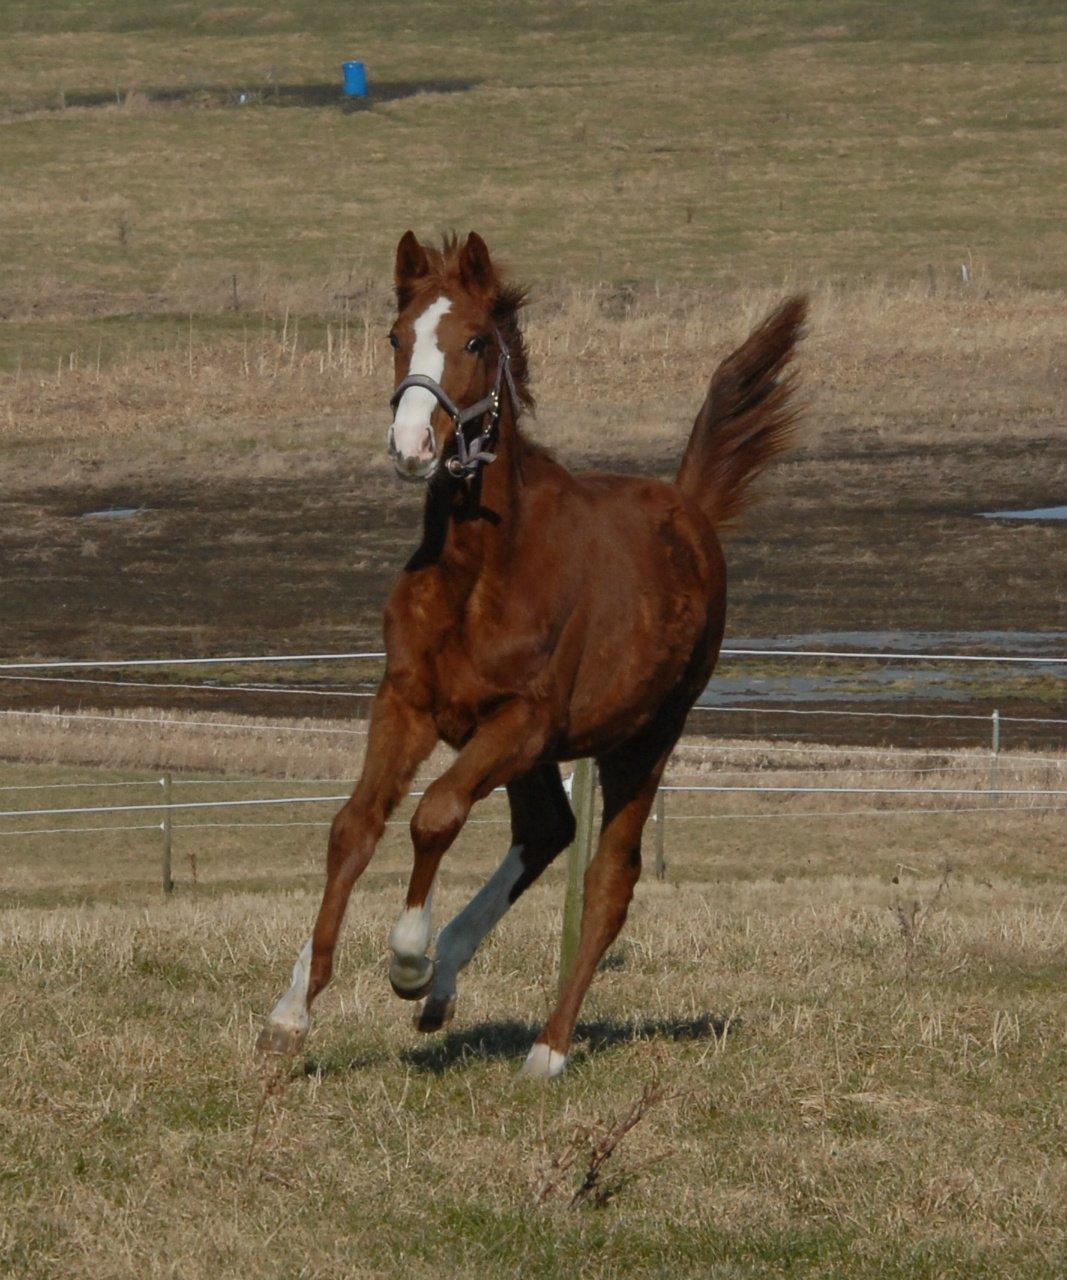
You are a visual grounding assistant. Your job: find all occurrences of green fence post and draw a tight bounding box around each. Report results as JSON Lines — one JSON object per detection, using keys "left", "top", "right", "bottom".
{"left": 161, "top": 773, "right": 174, "bottom": 895}
{"left": 653, "top": 789, "right": 666, "bottom": 881}
{"left": 558, "top": 758, "right": 596, "bottom": 998}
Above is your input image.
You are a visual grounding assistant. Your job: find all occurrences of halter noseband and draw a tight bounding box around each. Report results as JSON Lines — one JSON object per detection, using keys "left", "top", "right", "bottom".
{"left": 388, "top": 329, "right": 519, "bottom": 481}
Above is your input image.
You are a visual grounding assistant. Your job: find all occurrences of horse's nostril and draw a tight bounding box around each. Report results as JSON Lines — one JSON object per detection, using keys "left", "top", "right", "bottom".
{"left": 422, "top": 426, "right": 435, "bottom": 456}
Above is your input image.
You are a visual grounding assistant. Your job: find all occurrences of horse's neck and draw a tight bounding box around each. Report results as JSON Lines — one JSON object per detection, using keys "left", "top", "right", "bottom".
{"left": 416, "top": 411, "right": 532, "bottom": 584}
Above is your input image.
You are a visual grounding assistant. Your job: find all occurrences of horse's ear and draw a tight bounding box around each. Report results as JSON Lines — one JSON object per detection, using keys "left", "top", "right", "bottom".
{"left": 458, "top": 231, "right": 498, "bottom": 295}
{"left": 395, "top": 230, "right": 429, "bottom": 307}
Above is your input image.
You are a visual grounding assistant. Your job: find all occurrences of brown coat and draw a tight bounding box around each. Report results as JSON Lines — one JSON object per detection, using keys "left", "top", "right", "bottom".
{"left": 258, "top": 231, "right": 806, "bottom": 1074}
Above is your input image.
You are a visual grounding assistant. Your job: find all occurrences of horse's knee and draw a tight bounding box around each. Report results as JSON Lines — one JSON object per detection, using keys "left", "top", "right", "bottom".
{"left": 410, "top": 785, "right": 467, "bottom": 855}
{"left": 327, "top": 800, "right": 382, "bottom": 870}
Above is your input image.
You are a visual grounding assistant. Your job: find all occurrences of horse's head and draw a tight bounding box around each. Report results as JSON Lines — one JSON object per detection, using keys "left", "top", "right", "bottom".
{"left": 387, "top": 231, "right": 528, "bottom": 482}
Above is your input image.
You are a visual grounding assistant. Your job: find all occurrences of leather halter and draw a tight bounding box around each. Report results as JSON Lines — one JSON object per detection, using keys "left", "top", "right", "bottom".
{"left": 388, "top": 329, "right": 519, "bottom": 481}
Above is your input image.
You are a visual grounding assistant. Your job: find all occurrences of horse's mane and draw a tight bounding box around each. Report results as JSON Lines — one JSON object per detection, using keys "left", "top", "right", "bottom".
{"left": 418, "top": 234, "right": 535, "bottom": 412}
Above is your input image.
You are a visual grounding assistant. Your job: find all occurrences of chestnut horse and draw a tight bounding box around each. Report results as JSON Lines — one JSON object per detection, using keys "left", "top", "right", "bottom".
{"left": 258, "top": 232, "right": 806, "bottom": 1078}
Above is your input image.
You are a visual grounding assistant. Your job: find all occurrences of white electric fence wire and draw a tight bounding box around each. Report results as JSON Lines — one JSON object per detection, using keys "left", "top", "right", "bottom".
{"left": 0, "top": 652, "right": 387, "bottom": 671}
{"left": 0, "top": 822, "right": 164, "bottom": 839}
{"left": 660, "top": 805, "right": 1067, "bottom": 821}
{"left": 0, "top": 779, "right": 160, "bottom": 793}
{"left": 4, "top": 783, "right": 1067, "bottom": 824}
{"left": 659, "top": 784, "right": 1067, "bottom": 796}
{"left": 1, "top": 646, "right": 1064, "bottom": 671}
{"left": 675, "top": 741, "right": 1066, "bottom": 765}
{"left": 3, "top": 689, "right": 1062, "bottom": 727}
{"left": 179, "top": 817, "right": 511, "bottom": 831}
{"left": 1, "top": 758, "right": 1062, "bottom": 803}
{"left": 18, "top": 680, "right": 1063, "bottom": 725}
{"left": 0, "top": 708, "right": 368, "bottom": 736}
{"left": 0, "top": 795, "right": 351, "bottom": 819}
{"left": 4, "top": 805, "right": 1063, "bottom": 838}
{"left": 721, "top": 647, "right": 1067, "bottom": 665}
{"left": 0, "top": 673, "right": 373, "bottom": 698}
{"left": 691, "top": 705, "right": 1067, "bottom": 725}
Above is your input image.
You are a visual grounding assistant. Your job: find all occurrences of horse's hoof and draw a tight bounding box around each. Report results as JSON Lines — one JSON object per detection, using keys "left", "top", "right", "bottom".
{"left": 415, "top": 994, "right": 455, "bottom": 1034}
{"left": 389, "top": 956, "right": 435, "bottom": 1001}
{"left": 256, "top": 1021, "right": 307, "bottom": 1057}
{"left": 518, "top": 1042, "right": 567, "bottom": 1080}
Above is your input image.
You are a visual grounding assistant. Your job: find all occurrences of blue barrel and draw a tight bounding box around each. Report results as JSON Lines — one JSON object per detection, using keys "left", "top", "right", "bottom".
{"left": 342, "top": 61, "right": 368, "bottom": 97}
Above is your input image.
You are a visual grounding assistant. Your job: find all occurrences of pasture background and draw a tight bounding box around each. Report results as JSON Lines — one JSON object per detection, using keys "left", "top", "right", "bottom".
{"left": 0, "top": 0, "right": 1064, "bottom": 681}
{"left": 1, "top": 2, "right": 1066, "bottom": 1277}
{"left": 2, "top": 733, "right": 1065, "bottom": 1279}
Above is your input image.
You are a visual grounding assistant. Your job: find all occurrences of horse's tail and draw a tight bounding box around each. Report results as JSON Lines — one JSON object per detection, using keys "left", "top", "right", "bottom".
{"left": 676, "top": 294, "right": 808, "bottom": 529}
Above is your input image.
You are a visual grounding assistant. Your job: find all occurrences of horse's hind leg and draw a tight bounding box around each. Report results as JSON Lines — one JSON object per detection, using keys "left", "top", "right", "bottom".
{"left": 520, "top": 740, "right": 672, "bottom": 1079}
{"left": 257, "top": 683, "right": 436, "bottom": 1054}
{"left": 416, "top": 763, "right": 576, "bottom": 1032}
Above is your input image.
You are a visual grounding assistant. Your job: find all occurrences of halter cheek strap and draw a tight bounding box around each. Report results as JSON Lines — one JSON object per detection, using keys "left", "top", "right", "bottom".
{"left": 388, "top": 329, "right": 518, "bottom": 480}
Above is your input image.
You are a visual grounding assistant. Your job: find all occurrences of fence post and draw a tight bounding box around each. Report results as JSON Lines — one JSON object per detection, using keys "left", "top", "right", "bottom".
{"left": 653, "top": 789, "right": 666, "bottom": 881}
{"left": 558, "top": 758, "right": 596, "bottom": 998}
{"left": 161, "top": 773, "right": 174, "bottom": 894}
{"left": 989, "top": 709, "right": 1000, "bottom": 804}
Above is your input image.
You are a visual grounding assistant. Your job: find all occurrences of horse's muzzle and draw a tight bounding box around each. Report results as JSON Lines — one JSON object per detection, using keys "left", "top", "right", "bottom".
{"left": 387, "top": 424, "right": 440, "bottom": 483}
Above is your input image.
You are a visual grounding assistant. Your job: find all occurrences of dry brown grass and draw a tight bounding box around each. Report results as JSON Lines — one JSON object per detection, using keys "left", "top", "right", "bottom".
{"left": 1, "top": 734, "right": 1064, "bottom": 1276}
{"left": 3, "top": 282, "right": 1061, "bottom": 467}
{"left": 3, "top": 5, "right": 1066, "bottom": 1273}
{"left": 2, "top": 708, "right": 1063, "bottom": 896}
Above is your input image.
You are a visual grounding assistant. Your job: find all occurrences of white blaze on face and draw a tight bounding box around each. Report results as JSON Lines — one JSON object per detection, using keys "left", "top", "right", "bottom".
{"left": 391, "top": 295, "right": 452, "bottom": 461}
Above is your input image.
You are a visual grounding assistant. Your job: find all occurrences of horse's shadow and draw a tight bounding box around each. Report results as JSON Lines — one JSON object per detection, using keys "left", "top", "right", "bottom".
{"left": 303, "top": 1012, "right": 734, "bottom": 1078}
{"left": 405, "top": 1012, "right": 736, "bottom": 1075}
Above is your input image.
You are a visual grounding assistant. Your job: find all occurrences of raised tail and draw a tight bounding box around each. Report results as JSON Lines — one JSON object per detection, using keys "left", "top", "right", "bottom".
{"left": 676, "top": 294, "right": 807, "bottom": 528}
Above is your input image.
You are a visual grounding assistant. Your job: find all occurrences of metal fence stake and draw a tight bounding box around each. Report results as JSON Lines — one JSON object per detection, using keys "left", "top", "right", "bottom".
{"left": 558, "top": 758, "right": 596, "bottom": 998}
{"left": 161, "top": 774, "right": 174, "bottom": 894}
{"left": 990, "top": 709, "right": 1001, "bottom": 804}
{"left": 653, "top": 789, "right": 666, "bottom": 881}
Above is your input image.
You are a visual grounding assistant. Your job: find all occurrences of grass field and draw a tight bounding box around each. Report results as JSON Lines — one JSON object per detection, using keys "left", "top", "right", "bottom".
{"left": 1, "top": 1, "right": 1065, "bottom": 687}
{"left": 2, "top": 3, "right": 1066, "bottom": 1276}
{"left": 1, "top": 737, "right": 1065, "bottom": 1278}
{"left": 2, "top": 0, "right": 1066, "bottom": 318}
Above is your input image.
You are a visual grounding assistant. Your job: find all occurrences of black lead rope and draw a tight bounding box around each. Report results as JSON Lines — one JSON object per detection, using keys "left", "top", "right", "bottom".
{"left": 389, "top": 330, "right": 518, "bottom": 480}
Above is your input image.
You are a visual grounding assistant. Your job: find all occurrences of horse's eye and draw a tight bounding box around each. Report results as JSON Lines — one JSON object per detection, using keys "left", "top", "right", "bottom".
{"left": 388, "top": 332, "right": 400, "bottom": 350}
{"left": 465, "top": 335, "right": 487, "bottom": 354}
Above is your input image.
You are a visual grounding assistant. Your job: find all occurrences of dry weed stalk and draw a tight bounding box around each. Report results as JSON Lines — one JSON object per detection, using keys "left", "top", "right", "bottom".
{"left": 892, "top": 861, "right": 954, "bottom": 974}
{"left": 246, "top": 1052, "right": 295, "bottom": 1170}
{"left": 535, "top": 1078, "right": 679, "bottom": 1209}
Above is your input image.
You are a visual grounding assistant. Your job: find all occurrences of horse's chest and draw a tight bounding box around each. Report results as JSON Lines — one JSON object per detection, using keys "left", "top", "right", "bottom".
{"left": 426, "top": 630, "right": 521, "bottom": 742}
{"left": 388, "top": 572, "right": 553, "bottom": 744}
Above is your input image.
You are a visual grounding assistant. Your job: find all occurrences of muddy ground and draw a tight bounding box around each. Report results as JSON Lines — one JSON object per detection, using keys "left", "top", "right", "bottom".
{"left": 2, "top": 431, "right": 1063, "bottom": 749}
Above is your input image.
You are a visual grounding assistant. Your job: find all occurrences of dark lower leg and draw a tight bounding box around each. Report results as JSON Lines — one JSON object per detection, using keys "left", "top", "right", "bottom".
{"left": 388, "top": 700, "right": 553, "bottom": 997}
{"left": 416, "top": 765, "right": 575, "bottom": 1031}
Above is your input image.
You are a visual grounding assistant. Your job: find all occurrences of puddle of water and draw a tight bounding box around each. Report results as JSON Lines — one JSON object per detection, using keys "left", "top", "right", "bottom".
{"left": 981, "top": 506, "right": 1067, "bottom": 521}
{"left": 727, "top": 630, "right": 1067, "bottom": 656}
{"left": 701, "top": 630, "right": 1066, "bottom": 706}
{"left": 80, "top": 507, "right": 146, "bottom": 520}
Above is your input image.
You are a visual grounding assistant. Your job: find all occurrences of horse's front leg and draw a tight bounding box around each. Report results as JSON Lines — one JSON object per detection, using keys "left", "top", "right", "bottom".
{"left": 257, "top": 681, "right": 437, "bottom": 1054}
{"left": 387, "top": 698, "right": 551, "bottom": 1000}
